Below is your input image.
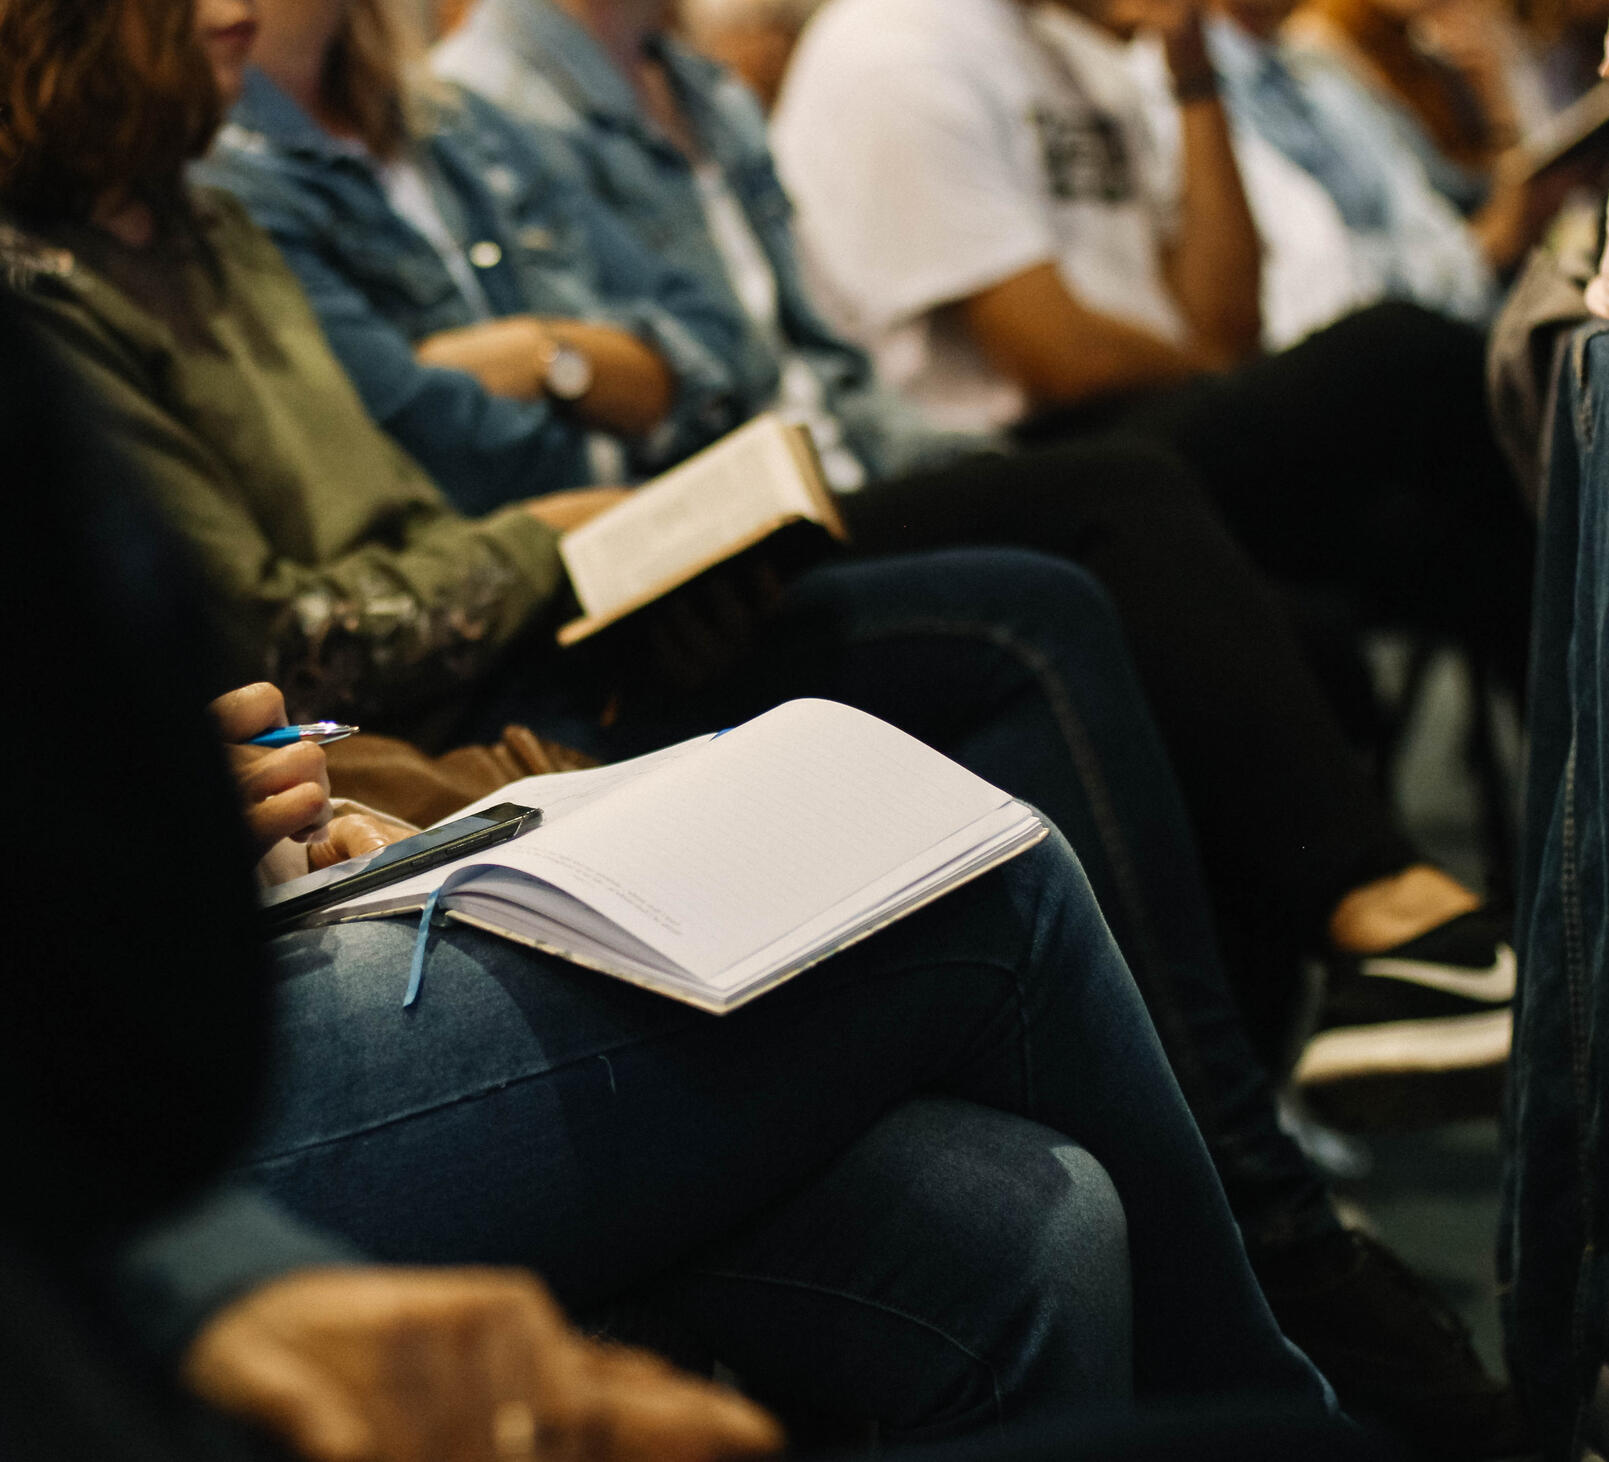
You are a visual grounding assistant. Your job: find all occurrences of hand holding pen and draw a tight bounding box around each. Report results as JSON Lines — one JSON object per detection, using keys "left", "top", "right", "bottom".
{"left": 208, "top": 685, "right": 408, "bottom": 875}
{"left": 210, "top": 683, "right": 336, "bottom": 857}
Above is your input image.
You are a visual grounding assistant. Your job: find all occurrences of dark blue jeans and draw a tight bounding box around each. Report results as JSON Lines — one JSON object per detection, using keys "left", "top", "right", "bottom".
{"left": 465, "top": 547, "right": 1333, "bottom": 1253}
{"left": 245, "top": 830, "right": 1328, "bottom": 1439}
{"left": 1507, "top": 324, "right": 1609, "bottom": 1461}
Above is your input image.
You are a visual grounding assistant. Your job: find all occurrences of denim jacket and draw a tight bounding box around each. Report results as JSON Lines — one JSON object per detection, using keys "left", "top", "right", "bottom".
{"left": 434, "top": 0, "right": 986, "bottom": 479}
{"left": 1508, "top": 321, "right": 1609, "bottom": 1462}
{"left": 196, "top": 69, "right": 752, "bottom": 514}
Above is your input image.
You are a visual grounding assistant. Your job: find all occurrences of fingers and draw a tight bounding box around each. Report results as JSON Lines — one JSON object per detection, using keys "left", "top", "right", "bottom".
{"left": 238, "top": 740, "right": 333, "bottom": 849}
{"left": 209, "top": 682, "right": 289, "bottom": 744}
{"left": 307, "top": 813, "right": 411, "bottom": 871}
{"left": 374, "top": 1273, "right": 568, "bottom": 1462}
{"left": 542, "top": 1342, "right": 785, "bottom": 1462}
{"left": 184, "top": 1307, "right": 379, "bottom": 1462}
{"left": 469, "top": 1293, "right": 552, "bottom": 1462}
{"left": 527, "top": 487, "right": 632, "bottom": 533}
{"left": 183, "top": 1267, "right": 781, "bottom": 1462}
{"left": 210, "top": 682, "right": 330, "bottom": 855}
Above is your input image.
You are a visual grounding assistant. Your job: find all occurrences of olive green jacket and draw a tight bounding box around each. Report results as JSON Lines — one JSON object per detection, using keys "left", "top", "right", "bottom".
{"left": 3, "top": 191, "right": 564, "bottom": 734}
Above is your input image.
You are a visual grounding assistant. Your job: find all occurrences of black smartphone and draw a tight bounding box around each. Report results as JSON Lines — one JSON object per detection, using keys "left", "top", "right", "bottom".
{"left": 260, "top": 802, "right": 543, "bottom": 932}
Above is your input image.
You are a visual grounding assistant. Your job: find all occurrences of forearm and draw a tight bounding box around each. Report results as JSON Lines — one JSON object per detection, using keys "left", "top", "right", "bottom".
{"left": 110, "top": 1187, "right": 360, "bottom": 1365}
{"left": 545, "top": 319, "right": 674, "bottom": 436}
{"left": 959, "top": 265, "right": 1216, "bottom": 409}
{"left": 249, "top": 504, "right": 565, "bottom": 727}
{"left": 1157, "top": 11, "right": 1261, "bottom": 359}
{"left": 1472, "top": 188, "right": 1527, "bottom": 272}
{"left": 1019, "top": 312, "right": 1219, "bottom": 404}
{"left": 414, "top": 316, "right": 673, "bottom": 438}
{"left": 415, "top": 316, "right": 549, "bottom": 399}
{"left": 1167, "top": 92, "right": 1262, "bottom": 359}
{"left": 1470, "top": 153, "right": 1577, "bottom": 274}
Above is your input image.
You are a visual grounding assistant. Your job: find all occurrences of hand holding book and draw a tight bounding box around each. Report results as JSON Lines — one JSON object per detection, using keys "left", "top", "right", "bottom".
{"left": 526, "top": 485, "right": 632, "bottom": 533}
{"left": 553, "top": 413, "right": 847, "bottom": 646}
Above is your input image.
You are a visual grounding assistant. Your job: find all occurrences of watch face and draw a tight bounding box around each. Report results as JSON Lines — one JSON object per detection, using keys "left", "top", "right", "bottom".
{"left": 545, "top": 342, "right": 594, "bottom": 402}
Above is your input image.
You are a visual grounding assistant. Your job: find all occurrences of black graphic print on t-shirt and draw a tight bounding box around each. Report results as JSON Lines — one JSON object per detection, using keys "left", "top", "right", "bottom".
{"left": 1030, "top": 104, "right": 1134, "bottom": 203}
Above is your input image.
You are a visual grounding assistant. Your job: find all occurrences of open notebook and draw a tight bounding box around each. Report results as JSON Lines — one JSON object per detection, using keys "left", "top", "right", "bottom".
{"left": 318, "top": 700, "right": 1046, "bottom": 1012}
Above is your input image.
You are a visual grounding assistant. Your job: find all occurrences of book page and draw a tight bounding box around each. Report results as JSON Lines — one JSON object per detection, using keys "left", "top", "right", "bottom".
{"left": 429, "top": 736, "right": 712, "bottom": 828}
{"left": 559, "top": 414, "right": 826, "bottom": 615}
{"left": 477, "top": 699, "right": 1018, "bottom": 977}
{"left": 328, "top": 734, "right": 716, "bottom": 913}
{"left": 711, "top": 806, "right": 1044, "bottom": 993}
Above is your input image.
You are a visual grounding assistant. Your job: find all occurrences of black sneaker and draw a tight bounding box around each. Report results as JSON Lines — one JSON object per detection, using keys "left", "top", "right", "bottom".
{"left": 1254, "top": 1229, "right": 1535, "bottom": 1460}
{"left": 1295, "top": 910, "right": 1513, "bottom": 1130}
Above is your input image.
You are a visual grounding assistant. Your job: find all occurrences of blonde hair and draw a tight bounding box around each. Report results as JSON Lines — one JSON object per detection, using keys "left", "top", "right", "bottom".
{"left": 320, "top": 0, "right": 444, "bottom": 158}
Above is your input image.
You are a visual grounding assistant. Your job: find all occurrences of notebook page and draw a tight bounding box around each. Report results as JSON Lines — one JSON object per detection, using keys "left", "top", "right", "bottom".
{"left": 482, "top": 699, "right": 1016, "bottom": 976}
{"left": 427, "top": 736, "right": 711, "bottom": 827}
{"left": 709, "top": 805, "right": 1044, "bottom": 993}
{"left": 328, "top": 735, "right": 713, "bottom": 914}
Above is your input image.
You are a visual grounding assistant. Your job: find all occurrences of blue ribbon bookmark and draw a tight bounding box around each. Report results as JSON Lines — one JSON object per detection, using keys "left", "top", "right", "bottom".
{"left": 404, "top": 865, "right": 495, "bottom": 1007}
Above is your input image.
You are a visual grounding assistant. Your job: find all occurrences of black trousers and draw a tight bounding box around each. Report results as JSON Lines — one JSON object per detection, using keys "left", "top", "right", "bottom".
{"left": 841, "top": 303, "right": 1525, "bottom": 1033}
{"left": 1026, "top": 301, "right": 1533, "bottom": 692}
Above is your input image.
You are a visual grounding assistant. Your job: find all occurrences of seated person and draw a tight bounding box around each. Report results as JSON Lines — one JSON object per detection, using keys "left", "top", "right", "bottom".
{"left": 1287, "top": 0, "right": 1547, "bottom": 209}
{"left": 0, "top": 0, "right": 1519, "bottom": 1450}
{"left": 217, "top": 10, "right": 769, "bottom": 513}
{"left": 770, "top": 0, "right": 1534, "bottom": 691}
{"left": 427, "top": 0, "right": 1527, "bottom": 1319}
{"left": 3, "top": 291, "right": 1335, "bottom": 1451}
{"left": 244, "top": 0, "right": 1515, "bottom": 1124}
{"left": 1508, "top": 172, "right": 1609, "bottom": 1462}
{"left": 1126, "top": 0, "right": 1505, "bottom": 347}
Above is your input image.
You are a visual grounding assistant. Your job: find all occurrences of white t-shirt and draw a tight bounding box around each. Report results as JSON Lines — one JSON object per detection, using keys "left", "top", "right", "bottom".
{"left": 773, "top": 0, "right": 1186, "bottom": 431}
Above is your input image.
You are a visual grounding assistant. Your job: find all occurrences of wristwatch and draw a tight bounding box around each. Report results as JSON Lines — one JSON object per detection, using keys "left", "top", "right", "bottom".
{"left": 539, "top": 336, "right": 595, "bottom": 403}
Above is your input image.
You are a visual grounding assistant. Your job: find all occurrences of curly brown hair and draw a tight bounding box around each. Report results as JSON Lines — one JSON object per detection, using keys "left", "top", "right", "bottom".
{"left": 0, "top": 0, "right": 221, "bottom": 223}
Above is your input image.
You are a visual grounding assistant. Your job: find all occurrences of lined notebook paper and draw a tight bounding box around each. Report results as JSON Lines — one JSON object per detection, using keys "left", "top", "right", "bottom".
{"left": 318, "top": 700, "right": 1046, "bottom": 1012}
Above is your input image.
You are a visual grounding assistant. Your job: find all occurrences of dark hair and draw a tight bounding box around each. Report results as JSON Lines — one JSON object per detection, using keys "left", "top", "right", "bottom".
{"left": 0, "top": 0, "right": 222, "bottom": 224}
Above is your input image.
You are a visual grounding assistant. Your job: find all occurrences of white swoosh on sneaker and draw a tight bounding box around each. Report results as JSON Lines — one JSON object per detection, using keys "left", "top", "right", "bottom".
{"left": 1358, "top": 943, "right": 1517, "bottom": 1003}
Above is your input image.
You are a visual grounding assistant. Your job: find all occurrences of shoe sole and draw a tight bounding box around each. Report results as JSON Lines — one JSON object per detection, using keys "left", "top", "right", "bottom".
{"left": 1294, "top": 1009, "right": 1512, "bottom": 1085}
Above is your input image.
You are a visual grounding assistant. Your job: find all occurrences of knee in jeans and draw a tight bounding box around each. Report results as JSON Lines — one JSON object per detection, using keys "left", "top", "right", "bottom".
{"left": 978, "top": 549, "right": 1123, "bottom": 627}
{"left": 1012, "top": 1140, "right": 1130, "bottom": 1341}
{"left": 870, "top": 1101, "right": 1133, "bottom": 1432}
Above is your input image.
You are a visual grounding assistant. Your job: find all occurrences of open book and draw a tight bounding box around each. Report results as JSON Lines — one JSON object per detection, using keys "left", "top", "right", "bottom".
{"left": 557, "top": 413, "right": 848, "bottom": 645}
{"left": 319, "top": 700, "right": 1046, "bottom": 1013}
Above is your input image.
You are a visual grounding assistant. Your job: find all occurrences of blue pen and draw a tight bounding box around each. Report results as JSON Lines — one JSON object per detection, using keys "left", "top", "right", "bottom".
{"left": 248, "top": 722, "right": 360, "bottom": 748}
